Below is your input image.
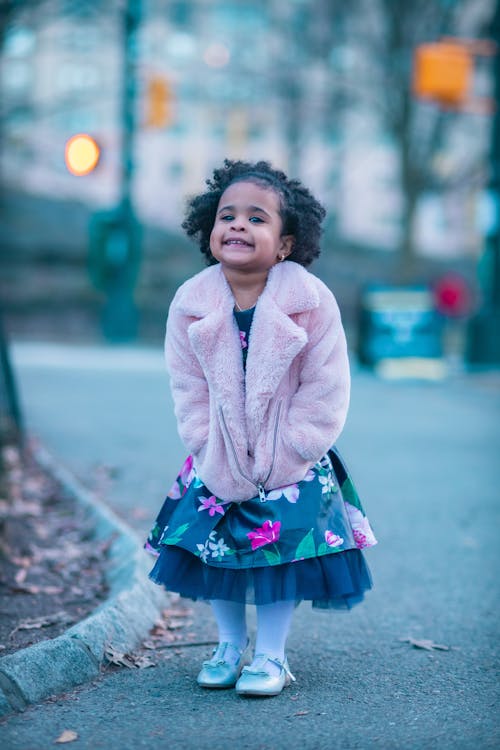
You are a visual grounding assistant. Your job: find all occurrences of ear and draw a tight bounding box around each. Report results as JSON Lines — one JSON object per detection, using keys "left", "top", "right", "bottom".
{"left": 279, "top": 235, "right": 294, "bottom": 258}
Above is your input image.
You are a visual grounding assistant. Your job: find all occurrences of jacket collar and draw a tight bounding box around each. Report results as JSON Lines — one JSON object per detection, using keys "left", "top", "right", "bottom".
{"left": 176, "top": 260, "right": 320, "bottom": 318}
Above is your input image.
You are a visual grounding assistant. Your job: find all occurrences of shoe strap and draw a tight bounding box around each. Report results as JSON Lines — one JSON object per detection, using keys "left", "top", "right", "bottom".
{"left": 204, "top": 640, "right": 247, "bottom": 666}
{"left": 243, "top": 653, "right": 296, "bottom": 682}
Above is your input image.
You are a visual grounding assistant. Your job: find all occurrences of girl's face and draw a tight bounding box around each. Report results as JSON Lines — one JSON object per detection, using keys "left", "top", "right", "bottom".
{"left": 209, "top": 181, "right": 293, "bottom": 275}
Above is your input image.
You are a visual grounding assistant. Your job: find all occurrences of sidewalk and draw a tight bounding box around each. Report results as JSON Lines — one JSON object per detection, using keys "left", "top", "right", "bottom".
{"left": 1, "top": 342, "right": 499, "bottom": 749}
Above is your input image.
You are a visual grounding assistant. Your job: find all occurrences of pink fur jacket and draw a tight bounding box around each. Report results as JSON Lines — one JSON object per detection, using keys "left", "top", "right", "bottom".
{"left": 164, "top": 260, "right": 350, "bottom": 502}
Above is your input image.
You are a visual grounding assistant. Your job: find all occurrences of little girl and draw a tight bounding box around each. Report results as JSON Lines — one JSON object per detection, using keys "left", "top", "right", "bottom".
{"left": 145, "top": 159, "right": 377, "bottom": 697}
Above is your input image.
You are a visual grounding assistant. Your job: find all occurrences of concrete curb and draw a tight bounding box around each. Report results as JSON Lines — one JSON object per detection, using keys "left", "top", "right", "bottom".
{"left": 0, "top": 446, "right": 169, "bottom": 718}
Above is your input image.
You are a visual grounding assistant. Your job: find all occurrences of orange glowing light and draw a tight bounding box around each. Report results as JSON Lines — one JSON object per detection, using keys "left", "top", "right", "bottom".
{"left": 413, "top": 42, "right": 472, "bottom": 107}
{"left": 146, "top": 76, "right": 173, "bottom": 128}
{"left": 65, "top": 134, "right": 100, "bottom": 176}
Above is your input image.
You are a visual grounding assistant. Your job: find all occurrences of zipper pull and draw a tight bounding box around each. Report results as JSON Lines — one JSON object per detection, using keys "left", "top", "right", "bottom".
{"left": 257, "top": 483, "right": 266, "bottom": 503}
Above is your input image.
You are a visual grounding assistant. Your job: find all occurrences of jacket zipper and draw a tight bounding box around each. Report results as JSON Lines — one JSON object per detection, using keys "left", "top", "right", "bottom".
{"left": 260, "top": 400, "right": 282, "bottom": 491}
{"left": 219, "top": 401, "right": 283, "bottom": 503}
{"left": 219, "top": 406, "right": 255, "bottom": 488}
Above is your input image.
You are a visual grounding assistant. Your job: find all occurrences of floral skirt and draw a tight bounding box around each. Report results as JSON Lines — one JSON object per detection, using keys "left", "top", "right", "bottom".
{"left": 145, "top": 447, "right": 377, "bottom": 610}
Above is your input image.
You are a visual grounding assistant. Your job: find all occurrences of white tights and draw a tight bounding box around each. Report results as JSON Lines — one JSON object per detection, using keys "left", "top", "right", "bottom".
{"left": 209, "top": 599, "right": 295, "bottom": 668}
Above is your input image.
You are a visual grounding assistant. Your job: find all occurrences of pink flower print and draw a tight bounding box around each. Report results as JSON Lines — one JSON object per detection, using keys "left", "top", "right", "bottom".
{"left": 266, "top": 484, "right": 300, "bottom": 503}
{"left": 325, "top": 530, "right": 344, "bottom": 548}
{"left": 179, "top": 455, "right": 193, "bottom": 481}
{"left": 303, "top": 469, "right": 316, "bottom": 482}
{"left": 247, "top": 520, "right": 281, "bottom": 550}
{"left": 239, "top": 331, "right": 248, "bottom": 349}
{"left": 167, "top": 455, "right": 195, "bottom": 499}
{"left": 353, "top": 529, "right": 368, "bottom": 547}
{"left": 180, "top": 455, "right": 195, "bottom": 491}
{"left": 345, "top": 503, "right": 378, "bottom": 549}
{"left": 144, "top": 541, "right": 160, "bottom": 557}
{"left": 167, "top": 480, "right": 182, "bottom": 499}
{"left": 198, "top": 495, "right": 226, "bottom": 517}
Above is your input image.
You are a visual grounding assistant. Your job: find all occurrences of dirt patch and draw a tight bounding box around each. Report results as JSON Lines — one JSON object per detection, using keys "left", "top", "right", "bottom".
{"left": 0, "top": 442, "right": 111, "bottom": 657}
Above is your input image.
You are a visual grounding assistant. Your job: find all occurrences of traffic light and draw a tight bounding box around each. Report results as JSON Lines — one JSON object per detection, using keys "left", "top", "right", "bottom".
{"left": 413, "top": 41, "right": 472, "bottom": 107}
{"left": 64, "top": 134, "right": 100, "bottom": 176}
{"left": 146, "top": 76, "right": 173, "bottom": 128}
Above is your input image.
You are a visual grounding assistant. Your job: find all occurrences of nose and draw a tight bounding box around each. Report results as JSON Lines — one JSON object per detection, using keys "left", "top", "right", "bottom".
{"left": 230, "top": 215, "right": 246, "bottom": 231}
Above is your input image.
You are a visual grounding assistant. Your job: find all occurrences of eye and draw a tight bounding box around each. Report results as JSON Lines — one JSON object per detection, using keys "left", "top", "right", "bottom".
{"left": 249, "top": 216, "right": 264, "bottom": 223}
{"left": 220, "top": 214, "right": 233, "bottom": 221}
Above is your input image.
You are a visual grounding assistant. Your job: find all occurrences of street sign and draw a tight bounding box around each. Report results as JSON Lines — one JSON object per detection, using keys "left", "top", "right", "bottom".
{"left": 358, "top": 285, "right": 444, "bottom": 369}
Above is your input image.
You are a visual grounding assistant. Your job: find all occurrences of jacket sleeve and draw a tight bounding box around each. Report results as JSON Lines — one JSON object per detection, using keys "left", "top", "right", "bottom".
{"left": 164, "top": 303, "right": 209, "bottom": 457}
{"left": 283, "top": 289, "right": 350, "bottom": 462}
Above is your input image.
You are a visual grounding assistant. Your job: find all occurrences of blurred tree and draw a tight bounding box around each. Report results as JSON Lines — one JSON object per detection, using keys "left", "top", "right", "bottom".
{"left": 352, "top": 0, "right": 493, "bottom": 276}
{"left": 0, "top": 0, "right": 45, "bottom": 205}
{"left": 0, "top": 311, "right": 23, "bottom": 479}
{"left": 0, "top": 1, "right": 31, "bottom": 471}
{"left": 268, "top": 0, "right": 352, "bottom": 225}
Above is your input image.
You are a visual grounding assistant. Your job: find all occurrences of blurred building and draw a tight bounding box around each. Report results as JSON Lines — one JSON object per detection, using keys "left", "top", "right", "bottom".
{"left": 0, "top": 0, "right": 495, "bottom": 260}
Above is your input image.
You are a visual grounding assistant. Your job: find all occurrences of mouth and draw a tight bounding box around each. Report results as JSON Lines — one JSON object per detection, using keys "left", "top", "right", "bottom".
{"left": 223, "top": 239, "right": 253, "bottom": 247}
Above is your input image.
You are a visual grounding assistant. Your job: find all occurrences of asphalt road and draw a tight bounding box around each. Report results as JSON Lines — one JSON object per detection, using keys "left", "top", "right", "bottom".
{"left": 1, "top": 342, "right": 499, "bottom": 749}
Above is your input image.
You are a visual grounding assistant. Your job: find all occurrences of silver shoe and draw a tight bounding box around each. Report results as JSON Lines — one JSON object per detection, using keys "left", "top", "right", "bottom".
{"left": 235, "top": 653, "right": 296, "bottom": 697}
{"left": 196, "top": 641, "right": 249, "bottom": 689}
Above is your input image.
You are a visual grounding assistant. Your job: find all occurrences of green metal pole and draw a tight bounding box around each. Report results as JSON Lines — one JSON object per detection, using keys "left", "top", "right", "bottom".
{"left": 101, "top": 0, "right": 142, "bottom": 342}
{"left": 466, "top": 0, "right": 500, "bottom": 364}
{"left": 121, "top": 0, "right": 140, "bottom": 215}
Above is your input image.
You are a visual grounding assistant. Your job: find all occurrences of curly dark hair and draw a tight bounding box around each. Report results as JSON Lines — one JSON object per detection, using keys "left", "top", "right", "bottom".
{"left": 181, "top": 159, "right": 326, "bottom": 267}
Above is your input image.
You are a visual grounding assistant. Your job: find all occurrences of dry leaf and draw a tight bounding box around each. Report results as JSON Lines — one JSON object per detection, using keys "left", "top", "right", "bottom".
{"left": 8, "top": 554, "right": 32, "bottom": 568}
{"left": 134, "top": 654, "right": 156, "bottom": 669}
{"left": 399, "top": 637, "right": 450, "bottom": 651}
{"left": 55, "top": 730, "right": 78, "bottom": 743}
{"left": 9, "top": 611, "right": 74, "bottom": 638}
{"left": 294, "top": 711, "right": 310, "bottom": 716}
{"left": 104, "top": 647, "right": 136, "bottom": 669}
{"left": 167, "top": 619, "right": 186, "bottom": 630}
{"left": 14, "top": 568, "right": 28, "bottom": 584}
{"left": 104, "top": 646, "right": 155, "bottom": 669}
{"left": 161, "top": 607, "right": 193, "bottom": 619}
{"left": 12, "top": 583, "right": 64, "bottom": 595}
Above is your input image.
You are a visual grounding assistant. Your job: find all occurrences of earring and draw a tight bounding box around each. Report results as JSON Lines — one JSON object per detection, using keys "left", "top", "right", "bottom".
{"left": 279, "top": 254, "right": 285, "bottom": 262}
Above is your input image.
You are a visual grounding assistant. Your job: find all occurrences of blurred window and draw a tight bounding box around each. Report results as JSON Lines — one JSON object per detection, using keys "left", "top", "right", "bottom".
{"left": 52, "top": 108, "right": 97, "bottom": 132}
{"left": 2, "top": 62, "right": 33, "bottom": 93}
{"left": 59, "top": 25, "right": 103, "bottom": 53}
{"left": 61, "top": 0, "right": 106, "bottom": 18}
{"left": 167, "top": 32, "right": 197, "bottom": 63}
{"left": 210, "top": 3, "right": 266, "bottom": 31}
{"left": 169, "top": 161, "right": 183, "bottom": 179}
{"left": 170, "top": 1, "right": 192, "bottom": 27}
{"left": 248, "top": 122, "right": 264, "bottom": 140}
{"left": 5, "top": 106, "right": 34, "bottom": 132}
{"left": 3, "top": 27, "right": 36, "bottom": 58}
{"left": 168, "top": 119, "right": 187, "bottom": 136}
{"left": 55, "top": 64, "right": 100, "bottom": 93}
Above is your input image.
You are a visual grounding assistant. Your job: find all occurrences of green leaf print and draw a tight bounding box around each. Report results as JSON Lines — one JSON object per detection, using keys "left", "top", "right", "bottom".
{"left": 163, "top": 523, "right": 190, "bottom": 545}
{"left": 295, "top": 529, "right": 316, "bottom": 559}
{"left": 263, "top": 549, "right": 281, "bottom": 566}
{"left": 341, "top": 477, "right": 364, "bottom": 513}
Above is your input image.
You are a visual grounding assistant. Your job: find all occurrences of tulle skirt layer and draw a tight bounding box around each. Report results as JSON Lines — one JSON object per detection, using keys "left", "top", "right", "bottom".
{"left": 149, "top": 545, "right": 372, "bottom": 610}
